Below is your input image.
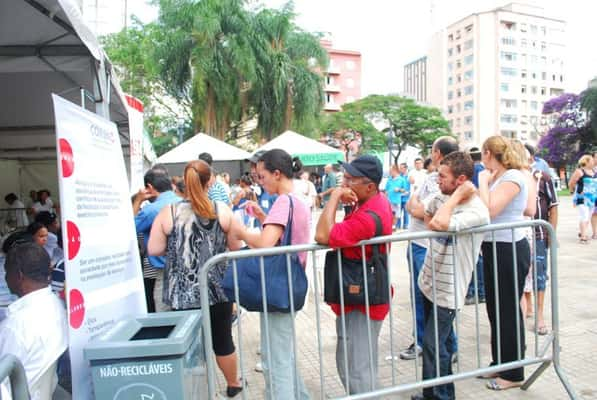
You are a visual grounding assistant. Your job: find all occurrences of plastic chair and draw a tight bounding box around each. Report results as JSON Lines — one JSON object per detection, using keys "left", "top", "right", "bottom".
{"left": 28, "top": 359, "right": 58, "bottom": 400}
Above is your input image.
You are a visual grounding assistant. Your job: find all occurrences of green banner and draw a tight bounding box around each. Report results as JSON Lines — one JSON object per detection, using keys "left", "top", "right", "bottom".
{"left": 294, "top": 152, "right": 344, "bottom": 166}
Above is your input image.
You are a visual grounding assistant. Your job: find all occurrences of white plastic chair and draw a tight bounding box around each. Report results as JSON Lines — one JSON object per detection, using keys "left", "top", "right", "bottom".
{"left": 28, "top": 359, "right": 58, "bottom": 400}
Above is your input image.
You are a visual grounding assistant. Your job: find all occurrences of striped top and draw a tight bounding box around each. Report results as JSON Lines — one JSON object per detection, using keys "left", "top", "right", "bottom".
{"left": 418, "top": 193, "right": 489, "bottom": 309}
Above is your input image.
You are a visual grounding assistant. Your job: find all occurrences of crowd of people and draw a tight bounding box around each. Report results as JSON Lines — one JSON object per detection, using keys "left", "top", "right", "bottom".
{"left": 0, "top": 136, "right": 592, "bottom": 399}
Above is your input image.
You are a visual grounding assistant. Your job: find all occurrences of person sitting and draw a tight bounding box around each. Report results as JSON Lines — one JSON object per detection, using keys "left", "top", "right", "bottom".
{"left": 34, "top": 211, "right": 62, "bottom": 266}
{"left": 0, "top": 243, "right": 67, "bottom": 399}
{"left": 31, "top": 190, "right": 55, "bottom": 215}
{"left": 4, "top": 193, "right": 28, "bottom": 228}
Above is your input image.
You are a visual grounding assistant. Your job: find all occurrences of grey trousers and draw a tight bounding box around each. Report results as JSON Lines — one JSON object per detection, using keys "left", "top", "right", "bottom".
{"left": 153, "top": 269, "right": 171, "bottom": 312}
{"left": 335, "top": 310, "right": 384, "bottom": 395}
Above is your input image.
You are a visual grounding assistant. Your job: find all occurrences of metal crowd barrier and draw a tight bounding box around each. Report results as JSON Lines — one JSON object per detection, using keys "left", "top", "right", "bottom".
{"left": 0, "top": 208, "right": 29, "bottom": 235}
{"left": 199, "top": 220, "right": 577, "bottom": 399}
{"left": 0, "top": 354, "right": 30, "bottom": 400}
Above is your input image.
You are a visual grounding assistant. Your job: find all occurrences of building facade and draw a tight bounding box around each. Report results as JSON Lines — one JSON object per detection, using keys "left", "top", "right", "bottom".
{"left": 404, "top": 57, "right": 428, "bottom": 103}
{"left": 77, "top": 0, "right": 127, "bottom": 37}
{"left": 406, "top": 3, "right": 566, "bottom": 146}
{"left": 321, "top": 40, "right": 362, "bottom": 112}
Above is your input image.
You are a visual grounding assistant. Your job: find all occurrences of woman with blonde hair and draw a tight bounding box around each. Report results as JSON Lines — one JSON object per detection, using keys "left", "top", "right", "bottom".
{"left": 148, "top": 159, "right": 245, "bottom": 397}
{"left": 478, "top": 135, "right": 535, "bottom": 391}
{"left": 568, "top": 154, "right": 596, "bottom": 243}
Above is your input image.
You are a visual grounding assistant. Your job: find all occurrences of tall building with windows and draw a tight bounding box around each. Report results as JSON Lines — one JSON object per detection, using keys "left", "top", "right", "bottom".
{"left": 404, "top": 57, "right": 428, "bottom": 103}
{"left": 320, "top": 40, "right": 362, "bottom": 112}
{"left": 406, "top": 3, "right": 565, "bottom": 145}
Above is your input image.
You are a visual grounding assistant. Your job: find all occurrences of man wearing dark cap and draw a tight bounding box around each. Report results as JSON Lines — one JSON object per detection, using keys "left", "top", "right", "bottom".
{"left": 0, "top": 243, "right": 67, "bottom": 398}
{"left": 315, "top": 154, "right": 393, "bottom": 395}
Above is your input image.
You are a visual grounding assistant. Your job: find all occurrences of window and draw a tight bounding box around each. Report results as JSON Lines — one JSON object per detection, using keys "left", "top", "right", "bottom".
{"left": 532, "top": 72, "right": 536, "bottom": 80}
{"left": 456, "top": 103, "right": 461, "bottom": 112}
{"left": 501, "top": 99, "right": 517, "bottom": 108}
{"left": 541, "top": 26, "right": 547, "bottom": 35}
{"left": 521, "top": 70, "right": 527, "bottom": 79}
{"left": 326, "top": 75, "right": 332, "bottom": 84}
{"left": 326, "top": 93, "right": 332, "bottom": 103}
{"left": 501, "top": 21, "right": 516, "bottom": 30}
{"left": 501, "top": 83, "right": 509, "bottom": 92}
{"left": 448, "top": 119, "right": 453, "bottom": 128}
{"left": 464, "top": 116, "right": 473, "bottom": 125}
{"left": 541, "top": 87, "right": 546, "bottom": 95}
{"left": 500, "top": 114, "right": 517, "bottom": 124}
{"left": 541, "top": 42, "right": 547, "bottom": 52}
{"left": 521, "top": 85, "right": 527, "bottom": 94}
{"left": 464, "top": 70, "right": 473, "bottom": 80}
{"left": 448, "top": 48, "right": 453, "bottom": 57}
{"left": 456, "top": 118, "right": 461, "bottom": 127}
{"left": 552, "top": 74, "right": 556, "bottom": 81}
{"left": 531, "top": 86, "right": 538, "bottom": 94}
{"left": 456, "top": 59, "right": 462, "bottom": 69}
{"left": 464, "top": 100, "right": 474, "bottom": 111}
{"left": 520, "top": 23, "right": 527, "bottom": 33}
{"left": 530, "top": 116, "right": 538, "bottom": 125}
{"left": 522, "top": 100, "right": 528, "bottom": 111}
{"left": 345, "top": 60, "right": 355, "bottom": 70}
{"left": 531, "top": 55, "right": 538, "bottom": 64}
{"left": 448, "top": 62, "right": 453, "bottom": 72}
{"left": 521, "top": 115, "right": 528, "bottom": 125}
{"left": 501, "top": 51, "right": 517, "bottom": 62}
{"left": 500, "top": 67, "right": 517, "bottom": 77}
{"left": 464, "top": 55, "right": 473, "bottom": 65}
{"left": 448, "top": 77, "right": 453, "bottom": 85}
{"left": 521, "top": 38, "right": 527, "bottom": 47}
{"left": 457, "top": 74, "right": 462, "bottom": 83}
{"left": 457, "top": 89, "right": 462, "bottom": 98}
{"left": 464, "top": 39, "right": 473, "bottom": 50}
{"left": 464, "top": 85, "right": 473, "bottom": 95}
{"left": 448, "top": 33, "right": 454, "bottom": 42}
{"left": 560, "top": 74, "right": 564, "bottom": 82}
{"left": 456, "top": 44, "right": 461, "bottom": 54}
{"left": 464, "top": 131, "right": 473, "bottom": 140}
{"left": 531, "top": 25, "right": 538, "bottom": 34}
{"left": 501, "top": 130, "right": 517, "bottom": 138}
{"left": 448, "top": 91, "right": 453, "bottom": 100}
{"left": 448, "top": 105, "right": 453, "bottom": 114}
{"left": 456, "top": 30, "right": 461, "bottom": 40}
{"left": 521, "top": 53, "right": 527, "bottom": 63}
{"left": 531, "top": 101, "right": 538, "bottom": 110}
{"left": 465, "top": 24, "right": 473, "bottom": 33}
{"left": 542, "top": 71, "right": 547, "bottom": 80}
{"left": 541, "top": 56, "right": 547, "bottom": 64}
{"left": 501, "top": 37, "right": 516, "bottom": 46}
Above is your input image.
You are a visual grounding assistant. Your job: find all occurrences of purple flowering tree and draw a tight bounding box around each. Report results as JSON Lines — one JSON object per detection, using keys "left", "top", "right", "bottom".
{"left": 538, "top": 92, "right": 592, "bottom": 169}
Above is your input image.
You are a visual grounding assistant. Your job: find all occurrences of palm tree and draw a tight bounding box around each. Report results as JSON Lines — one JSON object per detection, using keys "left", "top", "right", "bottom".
{"left": 249, "top": 4, "right": 328, "bottom": 139}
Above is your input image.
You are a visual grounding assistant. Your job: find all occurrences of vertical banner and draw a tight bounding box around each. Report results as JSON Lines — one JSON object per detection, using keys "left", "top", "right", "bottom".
{"left": 52, "top": 95, "right": 147, "bottom": 400}
{"left": 125, "top": 95, "right": 144, "bottom": 194}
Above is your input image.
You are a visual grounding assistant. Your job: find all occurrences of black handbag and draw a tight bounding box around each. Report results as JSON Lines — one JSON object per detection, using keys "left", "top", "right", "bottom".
{"left": 323, "top": 210, "right": 389, "bottom": 305}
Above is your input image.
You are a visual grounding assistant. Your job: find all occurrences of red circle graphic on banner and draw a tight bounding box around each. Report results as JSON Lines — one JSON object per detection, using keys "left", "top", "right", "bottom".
{"left": 69, "top": 289, "right": 85, "bottom": 329}
{"left": 59, "top": 138, "right": 74, "bottom": 178}
{"left": 66, "top": 220, "right": 81, "bottom": 260}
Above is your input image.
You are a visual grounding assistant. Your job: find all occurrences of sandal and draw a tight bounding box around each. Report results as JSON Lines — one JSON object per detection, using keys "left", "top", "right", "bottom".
{"left": 486, "top": 378, "right": 522, "bottom": 391}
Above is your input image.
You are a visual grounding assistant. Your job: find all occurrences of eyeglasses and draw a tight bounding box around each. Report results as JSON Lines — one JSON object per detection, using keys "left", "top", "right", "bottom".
{"left": 343, "top": 175, "right": 372, "bottom": 186}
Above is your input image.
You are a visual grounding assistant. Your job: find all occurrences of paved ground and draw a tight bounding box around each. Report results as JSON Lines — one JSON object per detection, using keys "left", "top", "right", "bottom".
{"left": 214, "top": 198, "right": 596, "bottom": 400}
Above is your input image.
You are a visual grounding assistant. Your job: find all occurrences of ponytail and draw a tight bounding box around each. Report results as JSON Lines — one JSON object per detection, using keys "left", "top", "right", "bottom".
{"left": 482, "top": 135, "right": 523, "bottom": 170}
{"left": 183, "top": 160, "right": 215, "bottom": 219}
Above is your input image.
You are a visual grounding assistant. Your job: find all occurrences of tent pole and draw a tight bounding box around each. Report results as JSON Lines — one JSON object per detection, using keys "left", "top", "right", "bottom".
{"left": 81, "top": 87, "right": 85, "bottom": 108}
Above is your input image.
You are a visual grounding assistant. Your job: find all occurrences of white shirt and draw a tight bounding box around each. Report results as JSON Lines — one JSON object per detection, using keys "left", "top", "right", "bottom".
{"left": 0, "top": 287, "right": 67, "bottom": 399}
{"left": 418, "top": 194, "right": 490, "bottom": 309}
{"left": 408, "top": 169, "right": 427, "bottom": 194}
{"left": 408, "top": 172, "right": 440, "bottom": 248}
{"left": 32, "top": 198, "right": 54, "bottom": 214}
{"left": 9, "top": 200, "right": 28, "bottom": 227}
{"left": 292, "top": 179, "right": 317, "bottom": 209}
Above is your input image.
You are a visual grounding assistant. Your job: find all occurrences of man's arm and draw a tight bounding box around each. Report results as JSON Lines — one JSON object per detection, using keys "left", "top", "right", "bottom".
{"left": 406, "top": 194, "right": 425, "bottom": 219}
{"left": 428, "top": 182, "right": 479, "bottom": 231}
{"left": 315, "top": 188, "right": 356, "bottom": 244}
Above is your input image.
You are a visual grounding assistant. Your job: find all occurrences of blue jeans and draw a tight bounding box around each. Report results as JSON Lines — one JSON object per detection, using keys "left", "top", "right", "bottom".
{"left": 466, "top": 255, "right": 485, "bottom": 299}
{"left": 534, "top": 240, "right": 548, "bottom": 291}
{"left": 422, "top": 297, "right": 456, "bottom": 400}
{"left": 408, "top": 243, "right": 457, "bottom": 353}
{"left": 400, "top": 201, "right": 410, "bottom": 228}
{"left": 407, "top": 243, "right": 427, "bottom": 347}
{"left": 260, "top": 312, "right": 310, "bottom": 400}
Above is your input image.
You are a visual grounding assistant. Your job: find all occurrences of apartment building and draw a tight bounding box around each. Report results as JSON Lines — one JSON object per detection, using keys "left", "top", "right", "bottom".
{"left": 404, "top": 57, "right": 428, "bottom": 103}
{"left": 320, "top": 40, "right": 362, "bottom": 112}
{"left": 406, "top": 3, "right": 566, "bottom": 146}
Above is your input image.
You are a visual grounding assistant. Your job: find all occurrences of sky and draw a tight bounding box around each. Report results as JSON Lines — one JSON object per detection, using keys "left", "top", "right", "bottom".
{"left": 128, "top": 0, "right": 597, "bottom": 96}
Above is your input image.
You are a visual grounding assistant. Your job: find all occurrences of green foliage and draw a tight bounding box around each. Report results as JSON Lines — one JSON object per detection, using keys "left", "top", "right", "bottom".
{"left": 319, "top": 95, "right": 451, "bottom": 162}
{"left": 580, "top": 87, "right": 597, "bottom": 146}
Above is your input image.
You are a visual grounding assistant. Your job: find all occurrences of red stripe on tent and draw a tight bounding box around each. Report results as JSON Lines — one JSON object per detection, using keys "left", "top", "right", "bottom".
{"left": 125, "top": 95, "right": 144, "bottom": 113}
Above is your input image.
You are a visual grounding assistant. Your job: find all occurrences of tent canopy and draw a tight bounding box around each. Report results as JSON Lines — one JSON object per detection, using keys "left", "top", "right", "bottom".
{"left": 0, "top": 0, "right": 130, "bottom": 161}
{"left": 254, "top": 130, "right": 344, "bottom": 166}
{"left": 157, "top": 133, "right": 251, "bottom": 164}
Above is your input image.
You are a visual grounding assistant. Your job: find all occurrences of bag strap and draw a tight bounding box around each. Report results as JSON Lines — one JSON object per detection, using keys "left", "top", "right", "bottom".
{"left": 281, "top": 195, "right": 294, "bottom": 246}
{"left": 365, "top": 210, "right": 383, "bottom": 260}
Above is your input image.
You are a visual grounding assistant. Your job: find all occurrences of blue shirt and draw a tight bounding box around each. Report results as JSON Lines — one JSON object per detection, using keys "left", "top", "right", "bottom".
{"left": 384, "top": 176, "right": 403, "bottom": 205}
{"left": 532, "top": 156, "right": 551, "bottom": 175}
{"left": 135, "top": 191, "right": 181, "bottom": 268}
{"left": 399, "top": 174, "right": 410, "bottom": 203}
{"left": 472, "top": 162, "right": 485, "bottom": 188}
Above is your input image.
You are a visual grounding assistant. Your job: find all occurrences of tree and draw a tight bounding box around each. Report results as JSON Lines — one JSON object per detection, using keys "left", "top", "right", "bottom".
{"left": 320, "top": 95, "right": 451, "bottom": 164}
{"left": 580, "top": 86, "right": 597, "bottom": 144}
{"left": 248, "top": 5, "right": 328, "bottom": 139}
{"left": 539, "top": 92, "right": 594, "bottom": 169}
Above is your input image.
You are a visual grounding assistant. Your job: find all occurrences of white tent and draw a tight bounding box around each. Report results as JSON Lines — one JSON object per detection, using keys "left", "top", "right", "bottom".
{"left": 254, "top": 130, "right": 344, "bottom": 166}
{"left": 0, "top": 0, "right": 135, "bottom": 201}
{"left": 157, "top": 133, "right": 251, "bottom": 179}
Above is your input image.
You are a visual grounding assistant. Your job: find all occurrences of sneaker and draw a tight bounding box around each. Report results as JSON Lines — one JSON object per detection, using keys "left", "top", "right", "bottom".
{"left": 399, "top": 343, "right": 422, "bottom": 360}
{"left": 254, "top": 362, "right": 263, "bottom": 373}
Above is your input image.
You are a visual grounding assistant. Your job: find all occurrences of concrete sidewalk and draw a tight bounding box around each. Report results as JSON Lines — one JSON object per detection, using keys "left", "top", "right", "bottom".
{"left": 219, "top": 198, "right": 595, "bottom": 399}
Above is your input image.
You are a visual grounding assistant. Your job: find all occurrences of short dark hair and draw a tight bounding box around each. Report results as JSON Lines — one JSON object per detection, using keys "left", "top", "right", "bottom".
{"left": 5, "top": 243, "right": 51, "bottom": 284}
{"left": 2, "top": 230, "right": 33, "bottom": 253}
{"left": 144, "top": 169, "right": 172, "bottom": 193}
{"left": 258, "top": 149, "right": 299, "bottom": 179}
{"left": 423, "top": 158, "right": 433, "bottom": 169}
{"left": 433, "top": 136, "right": 459, "bottom": 157}
{"left": 4, "top": 193, "right": 17, "bottom": 203}
{"left": 27, "top": 222, "right": 46, "bottom": 237}
{"left": 151, "top": 164, "right": 169, "bottom": 175}
{"left": 198, "top": 152, "right": 213, "bottom": 166}
{"left": 468, "top": 146, "right": 482, "bottom": 162}
{"left": 38, "top": 189, "right": 51, "bottom": 197}
{"left": 414, "top": 157, "right": 423, "bottom": 162}
{"left": 440, "top": 151, "right": 474, "bottom": 180}
{"left": 524, "top": 143, "right": 536, "bottom": 156}
{"left": 35, "top": 211, "right": 57, "bottom": 227}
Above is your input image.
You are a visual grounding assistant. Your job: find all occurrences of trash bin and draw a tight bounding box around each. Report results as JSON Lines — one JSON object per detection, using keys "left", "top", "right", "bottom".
{"left": 84, "top": 310, "right": 207, "bottom": 400}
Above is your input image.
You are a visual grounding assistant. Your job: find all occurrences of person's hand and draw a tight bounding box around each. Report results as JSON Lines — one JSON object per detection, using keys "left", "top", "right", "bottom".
{"left": 478, "top": 169, "right": 493, "bottom": 186}
{"left": 241, "top": 201, "right": 265, "bottom": 221}
{"left": 453, "top": 181, "right": 477, "bottom": 203}
{"left": 331, "top": 187, "right": 358, "bottom": 205}
{"left": 134, "top": 188, "right": 152, "bottom": 204}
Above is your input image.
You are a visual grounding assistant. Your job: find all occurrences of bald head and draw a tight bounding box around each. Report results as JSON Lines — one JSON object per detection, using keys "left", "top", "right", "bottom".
{"left": 432, "top": 136, "right": 459, "bottom": 165}
{"left": 324, "top": 164, "right": 332, "bottom": 173}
